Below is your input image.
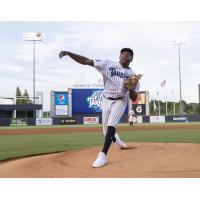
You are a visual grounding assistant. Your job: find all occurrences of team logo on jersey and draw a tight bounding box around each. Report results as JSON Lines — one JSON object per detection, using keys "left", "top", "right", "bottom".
{"left": 109, "top": 67, "right": 129, "bottom": 79}
{"left": 58, "top": 95, "right": 65, "bottom": 104}
{"left": 87, "top": 90, "right": 103, "bottom": 112}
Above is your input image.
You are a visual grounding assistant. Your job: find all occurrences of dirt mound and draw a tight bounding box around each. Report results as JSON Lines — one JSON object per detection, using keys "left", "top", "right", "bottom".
{"left": 1, "top": 142, "right": 200, "bottom": 178}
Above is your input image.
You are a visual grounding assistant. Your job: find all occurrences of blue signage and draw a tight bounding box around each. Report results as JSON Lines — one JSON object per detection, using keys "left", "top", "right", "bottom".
{"left": 165, "top": 115, "right": 189, "bottom": 123}
{"left": 54, "top": 92, "right": 68, "bottom": 105}
{"left": 72, "top": 89, "right": 103, "bottom": 114}
{"left": 172, "top": 116, "right": 188, "bottom": 122}
{"left": 72, "top": 89, "right": 128, "bottom": 114}
{"left": 86, "top": 90, "right": 103, "bottom": 112}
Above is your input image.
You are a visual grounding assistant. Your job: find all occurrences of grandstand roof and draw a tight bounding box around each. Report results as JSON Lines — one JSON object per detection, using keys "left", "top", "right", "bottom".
{"left": 0, "top": 98, "right": 14, "bottom": 105}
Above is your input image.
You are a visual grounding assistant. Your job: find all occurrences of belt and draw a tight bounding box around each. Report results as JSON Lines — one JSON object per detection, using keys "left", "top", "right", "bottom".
{"left": 104, "top": 96, "right": 124, "bottom": 100}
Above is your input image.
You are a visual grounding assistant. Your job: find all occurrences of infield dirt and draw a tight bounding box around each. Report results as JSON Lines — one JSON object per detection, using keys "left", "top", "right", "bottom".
{"left": 1, "top": 142, "right": 200, "bottom": 178}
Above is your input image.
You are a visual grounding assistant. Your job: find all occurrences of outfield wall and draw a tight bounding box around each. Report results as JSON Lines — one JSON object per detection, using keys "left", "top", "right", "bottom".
{"left": 52, "top": 113, "right": 128, "bottom": 125}
{"left": 128, "top": 115, "right": 200, "bottom": 124}
{"left": 1, "top": 114, "right": 200, "bottom": 126}
{"left": 0, "top": 118, "right": 11, "bottom": 126}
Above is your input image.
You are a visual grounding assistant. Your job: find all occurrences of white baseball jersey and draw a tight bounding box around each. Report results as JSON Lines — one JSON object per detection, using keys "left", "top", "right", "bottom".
{"left": 93, "top": 59, "right": 140, "bottom": 133}
{"left": 93, "top": 59, "right": 140, "bottom": 98}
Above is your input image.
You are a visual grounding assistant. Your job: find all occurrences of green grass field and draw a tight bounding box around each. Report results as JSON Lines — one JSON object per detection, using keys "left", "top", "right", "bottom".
{"left": 0, "top": 122, "right": 200, "bottom": 129}
{"left": 0, "top": 123, "right": 200, "bottom": 162}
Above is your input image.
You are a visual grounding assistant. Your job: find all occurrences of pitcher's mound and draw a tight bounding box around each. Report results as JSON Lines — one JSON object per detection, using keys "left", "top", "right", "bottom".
{"left": 1, "top": 142, "right": 200, "bottom": 178}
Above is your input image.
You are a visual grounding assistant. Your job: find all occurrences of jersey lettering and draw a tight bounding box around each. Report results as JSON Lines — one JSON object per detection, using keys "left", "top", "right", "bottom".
{"left": 109, "top": 67, "right": 129, "bottom": 79}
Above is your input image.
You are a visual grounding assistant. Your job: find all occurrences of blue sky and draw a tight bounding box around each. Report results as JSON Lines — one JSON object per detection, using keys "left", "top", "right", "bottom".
{"left": 1, "top": 22, "right": 200, "bottom": 111}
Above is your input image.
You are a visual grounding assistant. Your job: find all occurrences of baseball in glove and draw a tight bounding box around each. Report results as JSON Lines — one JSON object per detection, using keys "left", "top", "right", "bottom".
{"left": 124, "top": 74, "right": 143, "bottom": 91}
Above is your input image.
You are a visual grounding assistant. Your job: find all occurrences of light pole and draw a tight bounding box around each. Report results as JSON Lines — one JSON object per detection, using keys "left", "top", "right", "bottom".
{"left": 173, "top": 38, "right": 185, "bottom": 115}
{"left": 23, "top": 32, "right": 44, "bottom": 104}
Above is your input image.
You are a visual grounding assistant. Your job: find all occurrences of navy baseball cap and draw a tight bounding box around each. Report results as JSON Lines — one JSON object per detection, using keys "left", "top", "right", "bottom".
{"left": 120, "top": 48, "right": 134, "bottom": 57}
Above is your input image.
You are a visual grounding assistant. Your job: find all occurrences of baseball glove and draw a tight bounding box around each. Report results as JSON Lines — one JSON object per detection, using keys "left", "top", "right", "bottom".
{"left": 124, "top": 74, "right": 143, "bottom": 91}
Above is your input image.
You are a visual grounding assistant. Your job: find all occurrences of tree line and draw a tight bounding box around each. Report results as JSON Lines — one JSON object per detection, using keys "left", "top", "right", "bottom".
{"left": 16, "top": 87, "right": 32, "bottom": 104}
{"left": 149, "top": 100, "right": 200, "bottom": 115}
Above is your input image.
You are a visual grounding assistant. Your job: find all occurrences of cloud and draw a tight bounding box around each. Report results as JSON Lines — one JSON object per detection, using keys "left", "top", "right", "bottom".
{"left": 1, "top": 22, "right": 200, "bottom": 110}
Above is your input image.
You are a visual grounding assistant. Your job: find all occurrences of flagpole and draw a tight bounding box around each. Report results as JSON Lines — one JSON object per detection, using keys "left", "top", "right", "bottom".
{"left": 160, "top": 80, "right": 167, "bottom": 116}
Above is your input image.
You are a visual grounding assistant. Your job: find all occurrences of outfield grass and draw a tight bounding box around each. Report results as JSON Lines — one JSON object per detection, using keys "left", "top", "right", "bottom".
{"left": 0, "top": 128, "right": 200, "bottom": 161}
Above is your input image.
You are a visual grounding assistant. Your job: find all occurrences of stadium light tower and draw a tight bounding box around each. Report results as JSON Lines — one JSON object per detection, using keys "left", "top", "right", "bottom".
{"left": 173, "top": 37, "right": 186, "bottom": 115}
{"left": 23, "top": 32, "right": 44, "bottom": 104}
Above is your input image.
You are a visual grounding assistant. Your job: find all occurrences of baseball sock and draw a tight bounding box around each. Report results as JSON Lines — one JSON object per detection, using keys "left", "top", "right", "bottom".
{"left": 102, "top": 126, "right": 116, "bottom": 155}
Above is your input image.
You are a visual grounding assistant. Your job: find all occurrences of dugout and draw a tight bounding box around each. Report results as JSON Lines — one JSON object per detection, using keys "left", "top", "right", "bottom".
{"left": 0, "top": 104, "right": 42, "bottom": 118}
{"left": 0, "top": 98, "right": 42, "bottom": 126}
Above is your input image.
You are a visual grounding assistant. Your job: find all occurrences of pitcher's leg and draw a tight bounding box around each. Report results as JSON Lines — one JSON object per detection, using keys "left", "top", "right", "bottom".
{"left": 107, "top": 99, "right": 127, "bottom": 127}
{"left": 114, "top": 132, "right": 126, "bottom": 149}
{"left": 93, "top": 98, "right": 113, "bottom": 168}
{"left": 93, "top": 99, "right": 126, "bottom": 168}
{"left": 101, "top": 126, "right": 116, "bottom": 155}
{"left": 102, "top": 99, "right": 127, "bottom": 155}
{"left": 107, "top": 99, "right": 127, "bottom": 149}
{"left": 102, "top": 97, "right": 111, "bottom": 136}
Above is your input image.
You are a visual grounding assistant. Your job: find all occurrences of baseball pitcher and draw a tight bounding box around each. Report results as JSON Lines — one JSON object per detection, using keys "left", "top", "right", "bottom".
{"left": 59, "top": 48, "right": 141, "bottom": 168}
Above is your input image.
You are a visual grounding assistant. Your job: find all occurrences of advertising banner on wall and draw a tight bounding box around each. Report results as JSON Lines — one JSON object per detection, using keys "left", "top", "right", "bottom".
{"left": 60, "top": 117, "right": 76, "bottom": 125}
{"left": 172, "top": 116, "right": 188, "bottom": 122}
{"left": 36, "top": 118, "right": 53, "bottom": 125}
{"left": 71, "top": 88, "right": 129, "bottom": 114}
{"left": 72, "top": 89, "right": 103, "bottom": 114}
{"left": 132, "top": 104, "right": 146, "bottom": 115}
{"left": 83, "top": 117, "right": 99, "bottom": 124}
{"left": 133, "top": 92, "right": 146, "bottom": 104}
{"left": 54, "top": 92, "right": 68, "bottom": 116}
{"left": 165, "top": 115, "right": 188, "bottom": 122}
{"left": 150, "top": 116, "right": 165, "bottom": 123}
{"left": 133, "top": 116, "right": 143, "bottom": 124}
{"left": 130, "top": 91, "right": 149, "bottom": 116}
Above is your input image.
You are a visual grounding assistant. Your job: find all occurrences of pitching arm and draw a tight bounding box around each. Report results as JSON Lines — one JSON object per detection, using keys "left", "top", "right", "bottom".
{"left": 59, "top": 51, "right": 94, "bottom": 66}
